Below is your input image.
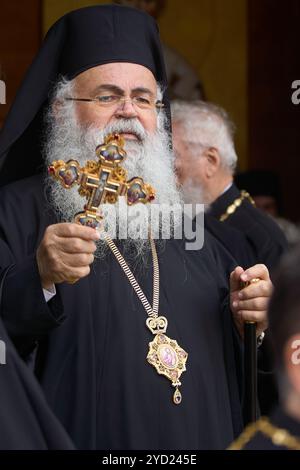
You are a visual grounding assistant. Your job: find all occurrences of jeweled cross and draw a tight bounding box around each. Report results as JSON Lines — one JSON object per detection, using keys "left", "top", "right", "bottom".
{"left": 48, "top": 133, "right": 155, "bottom": 229}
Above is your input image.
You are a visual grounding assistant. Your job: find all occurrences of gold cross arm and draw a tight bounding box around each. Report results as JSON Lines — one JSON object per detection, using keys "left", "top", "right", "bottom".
{"left": 48, "top": 133, "right": 155, "bottom": 229}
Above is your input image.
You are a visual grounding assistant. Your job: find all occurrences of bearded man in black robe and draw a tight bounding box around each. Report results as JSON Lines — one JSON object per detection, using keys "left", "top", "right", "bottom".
{"left": 0, "top": 5, "right": 271, "bottom": 450}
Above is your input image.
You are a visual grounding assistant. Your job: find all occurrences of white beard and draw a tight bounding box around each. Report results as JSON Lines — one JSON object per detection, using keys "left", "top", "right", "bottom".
{"left": 43, "top": 99, "right": 183, "bottom": 262}
{"left": 179, "top": 177, "right": 210, "bottom": 213}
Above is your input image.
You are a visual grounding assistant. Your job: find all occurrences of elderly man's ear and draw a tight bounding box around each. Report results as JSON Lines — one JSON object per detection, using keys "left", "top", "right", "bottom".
{"left": 202, "top": 147, "right": 220, "bottom": 178}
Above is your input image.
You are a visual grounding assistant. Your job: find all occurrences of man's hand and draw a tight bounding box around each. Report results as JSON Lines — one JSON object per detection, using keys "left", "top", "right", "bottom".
{"left": 36, "top": 223, "right": 100, "bottom": 289}
{"left": 230, "top": 264, "right": 273, "bottom": 338}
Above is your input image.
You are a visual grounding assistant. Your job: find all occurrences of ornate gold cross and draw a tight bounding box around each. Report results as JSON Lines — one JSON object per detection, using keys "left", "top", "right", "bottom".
{"left": 48, "top": 133, "right": 155, "bottom": 229}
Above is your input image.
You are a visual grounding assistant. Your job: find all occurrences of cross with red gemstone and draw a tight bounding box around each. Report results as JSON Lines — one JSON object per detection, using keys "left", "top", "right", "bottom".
{"left": 48, "top": 133, "right": 155, "bottom": 229}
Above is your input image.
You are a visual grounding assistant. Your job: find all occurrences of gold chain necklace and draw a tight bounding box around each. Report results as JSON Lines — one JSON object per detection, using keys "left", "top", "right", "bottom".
{"left": 219, "top": 190, "right": 255, "bottom": 222}
{"left": 104, "top": 234, "right": 188, "bottom": 405}
{"left": 228, "top": 416, "right": 300, "bottom": 450}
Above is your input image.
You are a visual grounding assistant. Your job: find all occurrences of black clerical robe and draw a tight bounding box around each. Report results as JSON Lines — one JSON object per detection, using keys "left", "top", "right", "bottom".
{"left": 209, "top": 183, "right": 287, "bottom": 273}
{"left": 0, "top": 316, "right": 74, "bottom": 449}
{"left": 0, "top": 175, "right": 244, "bottom": 450}
{"left": 209, "top": 183, "right": 288, "bottom": 416}
{"left": 204, "top": 214, "right": 256, "bottom": 269}
{"left": 240, "top": 407, "right": 300, "bottom": 450}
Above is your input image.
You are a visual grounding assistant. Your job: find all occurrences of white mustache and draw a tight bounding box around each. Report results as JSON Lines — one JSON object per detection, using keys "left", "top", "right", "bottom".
{"left": 102, "top": 118, "right": 147, "bottom": 142}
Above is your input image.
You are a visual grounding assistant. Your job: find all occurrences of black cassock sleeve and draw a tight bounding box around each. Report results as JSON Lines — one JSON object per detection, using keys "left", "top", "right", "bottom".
{"left": 0, "top": 250, "right": 65, "bottom": 357}
{"left": 206, "top": 233, "right": 244, "bottom": 436}
{"left": 0, "top": 176, "right": 66, "bottom": 357}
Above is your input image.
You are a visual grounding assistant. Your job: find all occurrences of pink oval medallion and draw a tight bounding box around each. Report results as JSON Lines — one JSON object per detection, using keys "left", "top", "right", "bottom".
{"left": 158, "top": 345, "right": 178, "bottom": 369}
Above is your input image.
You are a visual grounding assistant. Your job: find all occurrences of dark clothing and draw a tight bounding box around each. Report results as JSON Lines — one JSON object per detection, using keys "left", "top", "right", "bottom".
{"left": 209, "top": 183, "right": 288, "bottom": 416}
{"left": 0, "top": 174, "right": 244, "bottom": 450}
{"left": 243, "top": 407, "right": 300, "bottom": 450}
{"left": 204, "top": 214, "right": 256, "bottom": 269}
{"left": 209, "top": 183, "right": 287, "bottom": 274}
{"left": 0, "top": 317, "right": 74, "bottom": 449}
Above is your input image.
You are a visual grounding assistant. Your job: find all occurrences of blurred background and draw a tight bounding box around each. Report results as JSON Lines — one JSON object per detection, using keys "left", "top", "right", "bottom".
{"left": 0, "top": 0, "right": 299, "bottom": 222}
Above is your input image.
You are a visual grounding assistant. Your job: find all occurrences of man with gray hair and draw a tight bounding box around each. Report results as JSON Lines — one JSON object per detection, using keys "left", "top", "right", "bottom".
{"left": 172, "top": 99, "right": 287, "bottom": 273}
{"left": 172, "top": 99, "right": 287, "bottom": 416}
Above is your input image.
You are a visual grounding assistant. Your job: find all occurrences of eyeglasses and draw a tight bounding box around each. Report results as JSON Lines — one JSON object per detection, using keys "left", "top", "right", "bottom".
{"left": 65, "top": 95, "right": 164, "bottom": 111}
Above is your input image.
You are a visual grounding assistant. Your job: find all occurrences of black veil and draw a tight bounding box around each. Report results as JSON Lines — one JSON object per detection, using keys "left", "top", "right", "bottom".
{"left": 0, "top": 4, "right": 169, "bottom": 186}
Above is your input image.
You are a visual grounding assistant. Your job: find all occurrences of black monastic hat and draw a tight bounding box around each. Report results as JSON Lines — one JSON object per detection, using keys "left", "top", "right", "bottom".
{"left": 0, "top": 4, "right": 169, "bottom": 186}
